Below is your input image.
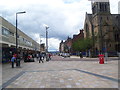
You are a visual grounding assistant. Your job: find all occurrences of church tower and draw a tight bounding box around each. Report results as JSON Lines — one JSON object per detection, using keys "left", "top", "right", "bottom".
{"left": 91, "top": 0, "right": 114, "bottom": 54}
{"left": 92, "top": 1, "right": 110, "bottom": 16}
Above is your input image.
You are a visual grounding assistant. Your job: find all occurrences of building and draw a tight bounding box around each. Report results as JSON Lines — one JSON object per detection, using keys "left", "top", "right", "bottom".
{"left": 40, "top": 43, "right": 45, "bottom": 53}
{"left": 72, "top": 29, "right": 84, "bottom": 54}
{"left": 0, "top": 16, "right": 40, "bottom": 62}
{"left": 84, "top": 1, "right": 120, "bottom": 56}
{"left": 64, "top": 37, "right": 72, "bottom": 53}
{"left": 72, "top": 29, "right": 84, "bottom": 43}
{"left": 59, "top": 40, "right": 65, "bottom": 53}
{"left": 59, "top": 29, "right": 84, "bottom": 54}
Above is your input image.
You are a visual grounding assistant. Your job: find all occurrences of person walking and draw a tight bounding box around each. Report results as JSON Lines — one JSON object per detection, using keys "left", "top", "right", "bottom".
{"left": 36, "top": 53, "right": 39, "bottom": 61}
{"left": 39, "top": 53, "right": 44, "bottom": 63}
{"left": 79, "top": 52, "right": 83, "bottom": 58}
{"left": 42, "top": 53, "right": 45, "bottom": 60}
{"left": 24, "top": 52, "right": 28, "bottom": 62}
{"left": 17, "top": 52, "right": 21, "bottom": 67}
{"left": 11, "top": 54, "right": 16, "bottom": 68}
{"left": 48, "top": 53, "right": 51, "bottom": 60}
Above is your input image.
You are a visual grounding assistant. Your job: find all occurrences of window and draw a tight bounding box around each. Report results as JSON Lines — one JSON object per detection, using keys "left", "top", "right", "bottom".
{"left": 109, "top": 44, "right": 111, "bottom": 47}
{"left": 2, "top": 27, "right": 14, "bottom": 36}
{"left": 115, "top": 33, "right": 119, "bottom": 42}
{"left": 9, "top": 32, "right": 14, "bottom": 36}
{"left": 100, "top": 17, "right": 102, "bottom": 23}
{"left": 105, "top": 4, "right": 107, "bottom": 11}
{"left": 107, "top": 17, "right": 109, "bottom": 20}
{"left": 100, "top": 3, "right": 102, "bottom": 11}
{"left": 116, "top": 16, "right": 118, "bottom": 19}
{"left": 17, "top": 35, "right": 19, "bottom": 38}
{"left": 2, "top": 27, "right": 9, "bottom": 36}
{"left": 115, "top": 44, "right": 120, "bottom": 52}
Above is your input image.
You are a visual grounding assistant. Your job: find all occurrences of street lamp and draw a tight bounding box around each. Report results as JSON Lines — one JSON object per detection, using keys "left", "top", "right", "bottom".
{"left": 16, "top": 11, "right": 26, "bottom": 66}
{"left": 43, "top": 24, "right": 49, "bottom": 61}
{"left": 46, "top": 26, "right": 49, "bottom": 53}
{"left": 39, "top": 34, "right": 43, "bottom": 52}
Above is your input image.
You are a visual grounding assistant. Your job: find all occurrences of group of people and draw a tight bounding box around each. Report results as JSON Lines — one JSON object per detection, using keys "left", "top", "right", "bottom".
{"left": 36, "top": 53, "right": 44, "bottom": 63}
{"left": 36, "top": 53, "right": 52, "bottom": 63}
{"left": 11, "top": 53, "right": 21, "bottom": 68}
{"left": 11, "top": 52, "right": 52, "bottom": 68}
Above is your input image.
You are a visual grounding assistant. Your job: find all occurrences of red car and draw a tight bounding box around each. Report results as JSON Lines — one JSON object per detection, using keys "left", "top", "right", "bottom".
{"left": 24, "top": 55, "right": 34, "bottom": 62}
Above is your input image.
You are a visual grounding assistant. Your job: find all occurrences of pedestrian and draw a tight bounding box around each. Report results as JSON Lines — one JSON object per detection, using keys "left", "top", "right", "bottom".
{"left": 11, "top": 54, "right": 16, "bottom": 68}
{"left": 46, "top": 53, "right": 49, "bottom": 61}
{"left": 42, "top": 53, "right": 45, "bottom": 60}
{"left": 36, "top": 53, "right": 39, "bottom": 60}
{"left": 24, "top": 52, "right": 28, "bottom": 62}
{"left": 32, "top": 53, "right": 34, "bottom": 58}
{"left": 39, "top": 53, "right": 44, "bottom": 63}
{"left": 16, "top": 52, "right": 21, "bottom": 67}
{"left": 48, "top": 53, "right": 51, "bottom": 60}
{"left": 79, "top": 52, "right": 83, "bottom": 58}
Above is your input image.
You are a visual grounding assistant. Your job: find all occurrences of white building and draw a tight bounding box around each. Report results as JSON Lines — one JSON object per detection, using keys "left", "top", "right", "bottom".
{"left": 0, "top": 16, "right": 40, "bottom": 63}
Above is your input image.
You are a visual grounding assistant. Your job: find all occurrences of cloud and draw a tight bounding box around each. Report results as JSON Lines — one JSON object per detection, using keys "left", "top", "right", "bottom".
{"left": 110, "top": 0, "right": 119, "bottom": 14}
{"left": 48, "top": 38, "right": 61, "bottom": 51}
{"left": 0, "top": 0, "right": 118, "bottom": 51}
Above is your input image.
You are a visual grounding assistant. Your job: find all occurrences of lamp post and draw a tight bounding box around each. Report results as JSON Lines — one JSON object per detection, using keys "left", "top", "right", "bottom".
{"left": 44, "top": 25, "right": 49, "bottom": 61}
{"left": 16, "top": 11, "right": 26, "bottom": 66}
{"left": 39, "top": 34, "right": 43, "bottom": 52}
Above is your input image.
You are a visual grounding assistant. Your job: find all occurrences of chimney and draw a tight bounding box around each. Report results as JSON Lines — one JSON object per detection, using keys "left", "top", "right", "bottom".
{"left": 80, "top": 29, "right": 84, "bottom": 34}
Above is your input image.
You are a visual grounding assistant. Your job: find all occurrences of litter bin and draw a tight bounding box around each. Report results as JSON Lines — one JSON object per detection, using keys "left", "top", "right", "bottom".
{"left": 98, "top": 54, "right": 104, "bottom": 64}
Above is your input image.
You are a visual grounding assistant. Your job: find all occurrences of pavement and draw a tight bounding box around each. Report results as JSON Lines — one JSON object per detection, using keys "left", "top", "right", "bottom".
{"left": 1, "top": 56, "right": 119, "bottom": 89}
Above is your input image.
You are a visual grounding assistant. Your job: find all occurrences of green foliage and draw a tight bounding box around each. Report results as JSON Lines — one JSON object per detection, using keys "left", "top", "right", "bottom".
{"left": 72, "top": 38, "right": 93, "bottom": 52}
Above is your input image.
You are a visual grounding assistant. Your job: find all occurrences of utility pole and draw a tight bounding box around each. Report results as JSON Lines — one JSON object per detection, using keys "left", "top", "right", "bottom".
{"left": 39, "top": 34, "right": 42, "bottom": 52}
{"left": 45, "top": 26, "right": 49, "bottom": 61}
{"left": 15, "top": 11, "right": 26, "bottom": 67}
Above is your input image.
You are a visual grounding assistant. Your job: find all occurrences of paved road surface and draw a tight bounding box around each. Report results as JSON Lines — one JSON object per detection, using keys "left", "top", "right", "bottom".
{"left": 1, "top": 56, "right": 119, "bottom": 89}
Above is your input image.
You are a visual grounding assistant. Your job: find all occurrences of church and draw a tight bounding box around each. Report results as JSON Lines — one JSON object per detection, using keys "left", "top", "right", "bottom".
{"left": 84, "top": 1, "right": 120, "bottom": 56}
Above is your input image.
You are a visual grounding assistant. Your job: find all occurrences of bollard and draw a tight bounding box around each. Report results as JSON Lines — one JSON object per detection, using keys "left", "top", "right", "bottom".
{"left": 105, "top": 52, "right": 108, "bottom": 62}
{"left": 118, "top": 52, "right": 120, "bottom": 60}
{"left": 98, "top": 54, "right": 104, "bottom": 64}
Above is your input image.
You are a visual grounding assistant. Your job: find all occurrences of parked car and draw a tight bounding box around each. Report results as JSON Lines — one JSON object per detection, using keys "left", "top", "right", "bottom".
{"left": 62, "top": 53, "right": 70, "bottom": 57}
{"left": 24, "top": 55, "right": 34, "bottom": 62}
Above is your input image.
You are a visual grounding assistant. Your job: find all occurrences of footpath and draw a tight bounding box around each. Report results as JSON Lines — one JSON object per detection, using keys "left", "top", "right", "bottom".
{"left": 1, "top": 56, "right": 119, "bottom": 88}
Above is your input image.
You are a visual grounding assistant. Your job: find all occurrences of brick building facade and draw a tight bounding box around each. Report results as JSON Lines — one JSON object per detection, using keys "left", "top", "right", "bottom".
{"left": 59, "top": 29, "right": 84, "bottom": 54}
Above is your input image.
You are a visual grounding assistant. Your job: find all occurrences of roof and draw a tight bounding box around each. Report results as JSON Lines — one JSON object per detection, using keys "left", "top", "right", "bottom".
{"left": 87, "top": 14, "right": 92, "bottom": 23}
{"left": 84, "top": 13, "right": 92, "bottom": 26}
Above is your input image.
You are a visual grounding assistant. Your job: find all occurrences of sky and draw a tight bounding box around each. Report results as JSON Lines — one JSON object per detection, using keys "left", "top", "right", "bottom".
{"left": 0, "top": 0, "right": 119, "bottom": 51}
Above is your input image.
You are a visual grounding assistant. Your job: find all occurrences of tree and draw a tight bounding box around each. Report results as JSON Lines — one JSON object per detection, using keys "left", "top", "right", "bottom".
{"left": 72, "top": 38, "right": 93, "bottom": 52}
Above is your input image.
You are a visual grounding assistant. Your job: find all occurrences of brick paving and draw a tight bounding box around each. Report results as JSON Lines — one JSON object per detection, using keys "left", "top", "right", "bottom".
{"left": 1, "top": 56, "right": 119, "bottom": 88}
